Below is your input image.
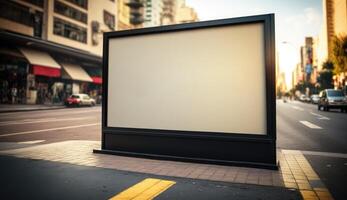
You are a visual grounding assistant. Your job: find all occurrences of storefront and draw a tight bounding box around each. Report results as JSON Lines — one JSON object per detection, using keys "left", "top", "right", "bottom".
{"left": 85, "top": 67, "right": 102, "bottom": 103}
{"left": 0, "top": 31, "right": 102, "bottom": 105}
{"left": 0, "top": 47, "right": 28, "bottom": 104}
{"left": 19, "top": 47, "right": 62, "bottom": 104}
{"left": 61, "top": 62, "right": 93, "bottom": 98}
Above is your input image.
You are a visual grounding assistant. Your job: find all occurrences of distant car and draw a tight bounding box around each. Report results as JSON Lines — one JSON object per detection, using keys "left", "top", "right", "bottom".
{"left": 65, "top": 94, "right": 95, "bottom": 107}
{"left": 318, "top": 89, "right": 347, "bottom": 112}
{"left": 310, "top": 94, "right": 320, "bottom": 104}
{"left": 299, "top": 94, "right": 309, "bottom": 102}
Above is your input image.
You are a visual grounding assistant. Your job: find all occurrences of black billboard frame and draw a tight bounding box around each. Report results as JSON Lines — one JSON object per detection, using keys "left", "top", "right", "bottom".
{"left": 94, "top": 14, "right": 277, "bottom": 169}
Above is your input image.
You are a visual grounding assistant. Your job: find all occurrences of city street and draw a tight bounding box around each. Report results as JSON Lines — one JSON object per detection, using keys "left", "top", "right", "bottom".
{"left": 0, "top": 102, "right": 345, "bottom": 199}
{"left": 277, "top": 100, "right": 347, "bottom": 200}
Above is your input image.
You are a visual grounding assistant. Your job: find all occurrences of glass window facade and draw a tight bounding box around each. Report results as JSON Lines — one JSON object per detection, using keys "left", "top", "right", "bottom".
{"left": 54, "top": 0, "right": 87, "bottom": 24}
{"left": 22, "top": 0, "right": 44, "bottom": 8}
{"left": 104, "top": 10, "right": 115, "bottom": 30}
{"left": 53, "top": 17, "right": 87, "bottom": 43}
{"left": 0, "top": 1, "right": 33, "bottom": 27}
{"left": 66, "top": 0, "right": 88, "bottom": 9}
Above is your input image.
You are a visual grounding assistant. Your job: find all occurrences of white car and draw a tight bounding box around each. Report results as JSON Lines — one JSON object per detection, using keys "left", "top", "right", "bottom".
{"left": 65, "top": 94, "right": 96, "bottom": 107}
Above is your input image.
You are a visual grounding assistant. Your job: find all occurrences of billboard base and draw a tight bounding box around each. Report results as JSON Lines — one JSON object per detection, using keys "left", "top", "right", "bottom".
{"left": 94, "top": 131, "right": 278, "bottom": 170}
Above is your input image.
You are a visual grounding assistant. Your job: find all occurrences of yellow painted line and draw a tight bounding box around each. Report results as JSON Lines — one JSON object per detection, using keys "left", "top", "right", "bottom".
{"left": 281, "top": 150, "right": 335, "bottom": 200}
{"left": 109, "top": 178, "right": 175, "bottom": 200}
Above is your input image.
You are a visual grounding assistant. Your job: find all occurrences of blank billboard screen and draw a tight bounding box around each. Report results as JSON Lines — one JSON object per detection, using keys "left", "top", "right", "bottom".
{"left": 107, "top": 22, "right": 266, "bottom": 135}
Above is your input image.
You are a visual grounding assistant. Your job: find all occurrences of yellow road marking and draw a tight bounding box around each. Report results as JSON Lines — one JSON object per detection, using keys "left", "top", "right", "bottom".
{"left": 109, "top": 178, "right": 175, "bottom": 200}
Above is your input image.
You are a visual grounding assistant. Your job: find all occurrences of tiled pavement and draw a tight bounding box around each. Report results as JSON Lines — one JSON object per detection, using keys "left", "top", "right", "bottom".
{"left": 0, "top": 140, "right": 334, "bottom": 200}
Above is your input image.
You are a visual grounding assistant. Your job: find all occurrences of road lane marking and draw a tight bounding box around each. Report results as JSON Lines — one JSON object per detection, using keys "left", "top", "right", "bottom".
{"left": 310, "top": 112, "right": 330, "bottom": 120}
{"left": 109, "top": 178, "right": 175, "bottom": 200}
{"left": 0, "top": 117, "right": 95, "bottom": 126}
{"left": 0, "top": 108, "right": 100, "bottom": 116}
{"left": 0, "top": 123, "right": 100, "bottom": 138}
{"left": 292, "top": 106, "right": 304, "bottom": 111}
{"left": 299, "top": 121, "right": 322, "bottom": 129}
{"left": 17, "top": 140, "right": 45, "bottom": 144}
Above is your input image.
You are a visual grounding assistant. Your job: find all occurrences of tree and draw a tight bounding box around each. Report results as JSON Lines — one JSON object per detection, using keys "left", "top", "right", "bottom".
{"left": 317, "top": 60, "right": 334, "bottom": 90}
{"left": 331, "top": 35, "right": 347, "bottom": 74}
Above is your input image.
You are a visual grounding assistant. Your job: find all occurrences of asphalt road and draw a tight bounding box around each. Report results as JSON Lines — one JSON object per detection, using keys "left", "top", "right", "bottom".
{"left": 0, "top": 102, "right": 346, "bottom": 199}
{"left": 0, "top": 106, "right": 101, "bottom": 146}
{"left": 0, "top": 155, "right": 300, "bottom": 200}
{"left": 277, "top": 99, "right": 347, "bottom": 200}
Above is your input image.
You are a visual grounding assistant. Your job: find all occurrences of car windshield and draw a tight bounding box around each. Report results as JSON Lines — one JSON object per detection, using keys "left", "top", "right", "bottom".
{"left": 71, "top": 95, "right": 80, "bottom": 98}
{"left": 327, "top": 90, "right": 344, "bottom": 97}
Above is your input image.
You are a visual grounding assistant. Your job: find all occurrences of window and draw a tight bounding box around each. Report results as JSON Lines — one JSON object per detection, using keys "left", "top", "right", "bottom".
{"left": 54, "top": 0, "right": 87, "bottom": 24}
{"left": 103, "top": 10, "right": 115, "bottom": 30}
{"left": 53, "top": 17, "right": 87, "bottom": 43}
{"left": 0, "top": 1, "right": 32, "bottom": 26}
{"left": 66, "top": 0, "right": 88, "bottom": 9}
{"left": 22, "top": 0, "right": 44, "bottom": 7}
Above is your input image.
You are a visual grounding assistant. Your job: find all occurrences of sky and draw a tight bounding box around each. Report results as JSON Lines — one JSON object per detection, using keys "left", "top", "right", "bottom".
{"left": 185, "top": 0, "right": 323, "bottom": 89}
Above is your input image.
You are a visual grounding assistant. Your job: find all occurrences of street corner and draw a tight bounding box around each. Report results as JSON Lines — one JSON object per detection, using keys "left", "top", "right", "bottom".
{"left": 0, "top": 154, "right": 303, "bottom": 200}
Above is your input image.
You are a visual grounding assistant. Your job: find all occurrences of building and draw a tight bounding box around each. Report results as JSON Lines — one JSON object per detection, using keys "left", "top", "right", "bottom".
{"left": 175, "top": 4, "right": 198, "bottom": 23}
{"left": 161, "top": 0, "right": 175, "bottom": 25}
{"left": 144, "top": 0, "right": 163, "bottom": 27}
{"left": 117, "top": 0, "right": 133, "bottom": 30}
{"left": 317, "top": 0, "right": 347, "bottom": 90}
{"left": 0, "top": 0, "right": 117, "bottom": 104}
{"left": 277, "top": 72, "right": 287, "bottom": 96}
{"left": 292, "top": 63, "right": 303, "bottom": 89}
{"left": 300, "top": 37, "right": 314, "bottom": 83}
{"left": 126, "top": 0, "right": 145, "bottom": 28}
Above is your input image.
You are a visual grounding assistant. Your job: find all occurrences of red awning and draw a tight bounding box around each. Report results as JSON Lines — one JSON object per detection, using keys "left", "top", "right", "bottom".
{"left": 33, "top": 65, "right": 61, "bottom": 77}
{"left": 91, "top": 76, "right": 102, "bottom": 84}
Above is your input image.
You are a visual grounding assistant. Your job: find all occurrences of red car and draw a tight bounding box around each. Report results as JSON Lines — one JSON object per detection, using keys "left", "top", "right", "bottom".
{"left": 65, "top": 94, "right": 96, "bottom": 107}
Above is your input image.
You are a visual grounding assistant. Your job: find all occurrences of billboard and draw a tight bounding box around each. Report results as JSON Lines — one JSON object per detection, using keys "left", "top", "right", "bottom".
{"left": 97, "top": 14, "right": 277, "bottom": 169}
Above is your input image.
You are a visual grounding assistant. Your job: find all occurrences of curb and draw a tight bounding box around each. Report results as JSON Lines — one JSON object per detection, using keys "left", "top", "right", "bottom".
{"left": 0, "top": 106, "right": 66, "bottom": 113}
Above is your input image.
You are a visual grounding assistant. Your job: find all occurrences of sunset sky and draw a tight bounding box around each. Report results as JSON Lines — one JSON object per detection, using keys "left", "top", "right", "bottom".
{"left": 186, "top": 0, "right": 323, "bottom": 89}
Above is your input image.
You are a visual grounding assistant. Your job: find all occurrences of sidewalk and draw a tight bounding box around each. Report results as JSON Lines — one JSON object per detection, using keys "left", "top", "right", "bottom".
{"left": 0, "top": 103, "right": 65, "bottom": 113}
{"left": 0, "top": 140, "right": 335, "bottom": 200}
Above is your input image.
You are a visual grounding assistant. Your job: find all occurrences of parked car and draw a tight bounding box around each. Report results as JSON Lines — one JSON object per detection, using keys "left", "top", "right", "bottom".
{"left": 318, "top": 89, "right": 347, "bottom": 112}
{"left": 299, "top": 94, "right": 310, "bottom": 102}
{"left": 310, "top": 94, "right": 320, "bottom": 104}
{"left": 65, "top": 94, "right": 96, "bottom": 107}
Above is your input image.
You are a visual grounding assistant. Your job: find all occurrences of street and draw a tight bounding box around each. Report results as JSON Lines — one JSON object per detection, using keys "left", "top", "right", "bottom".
{"left": 277, "top": 100, "right": 347, "bottom": 200}
{"left": 0, "top": 102, "right": 345, "bottom": 199}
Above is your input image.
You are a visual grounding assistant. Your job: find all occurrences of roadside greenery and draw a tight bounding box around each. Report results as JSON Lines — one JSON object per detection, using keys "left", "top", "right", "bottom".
{"left": 331, "top": 34, "right": 347, "bottom": 74}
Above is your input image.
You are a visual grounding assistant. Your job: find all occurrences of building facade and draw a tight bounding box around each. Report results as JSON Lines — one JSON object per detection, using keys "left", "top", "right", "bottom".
{"left": 175, "top": 4, "right": 198, "bottom": 23}
{"left": 126, "top": 0, "right": 145, "bottom": 28}
{"left": 317, "top": 0, "right": 347, "bottom": 90}
{"left": 0, "top": 0, "right": 117, "bottom": 104}
{"left": 144, "top": 0, "right": 163, "bottom": 27}
{"left": 117, "top": 0, "right": 133, "bottom": 30}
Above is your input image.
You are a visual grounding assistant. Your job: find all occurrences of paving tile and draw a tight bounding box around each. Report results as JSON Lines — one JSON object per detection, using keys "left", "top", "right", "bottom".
{"left": 0, "top": 140, "right": 334, "bottom": 200}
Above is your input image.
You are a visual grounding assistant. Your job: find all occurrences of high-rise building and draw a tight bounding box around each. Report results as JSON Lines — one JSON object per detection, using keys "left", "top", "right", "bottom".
{"left": 161, "top": 0, "right": 175, "bottom": 25}
{"left": 300, "top": 37, "right": 314, "bottom": 83}
{"left": 126, "top": 0, "right": 145, "bottom": 28}
{"left": 318, "top": 0, "right": 347, "bottom": 66}
{"left": 175, "top": 5, "right": 198, "bottom": 23}
{"left": 144, "top": 0, "right": 163, "bottom": 27}
{"left": 0, "top": 0, "right": 117, "bottom": 104}
{"left": 317, "top": 0, "right": 347, "bottom": 89}
{"left": 117, "top": 0, "right": 133, "bottom": 30}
